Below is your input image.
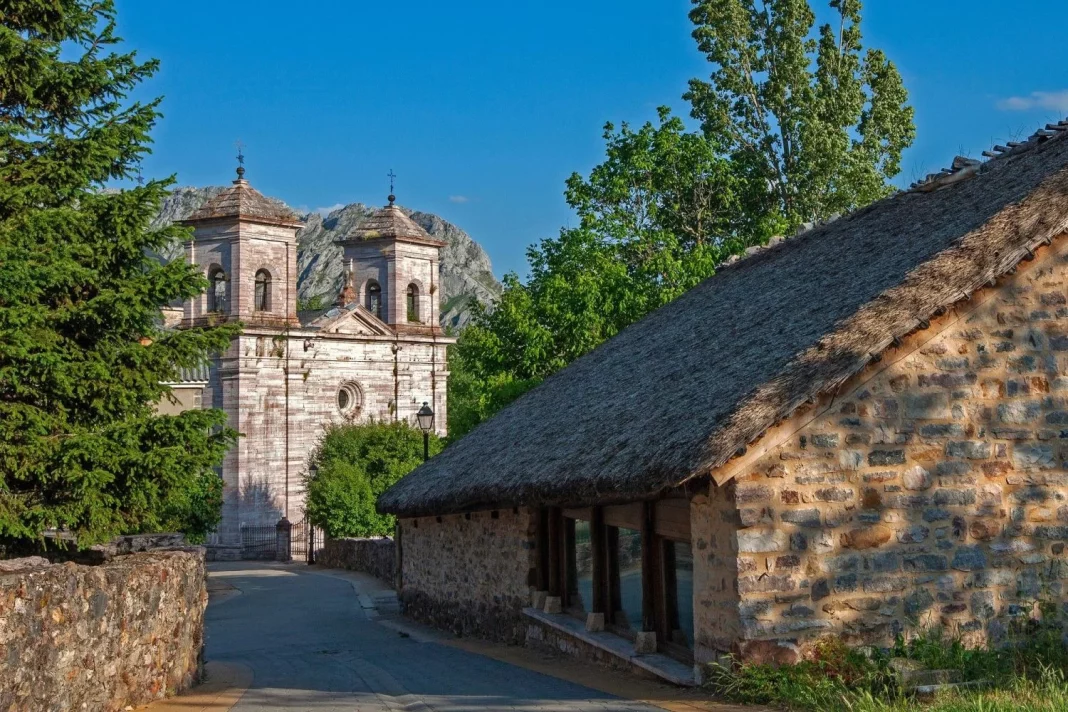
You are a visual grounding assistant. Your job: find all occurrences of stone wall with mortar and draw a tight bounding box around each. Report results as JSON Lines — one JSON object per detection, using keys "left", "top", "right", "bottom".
{"left": 0, "top": 548, "right": 206, "bottom": 712}
{"left": 399, "top": 508, "right": 536, "bottom": 643}
{"left": 318, "top": 536, "right": 396, "bottom": 585}
{"left": 691, "top": 484, "right": 744, "bottom": 666}
{"left": 722, "top": 244, "right": 1068, "bottom": 655}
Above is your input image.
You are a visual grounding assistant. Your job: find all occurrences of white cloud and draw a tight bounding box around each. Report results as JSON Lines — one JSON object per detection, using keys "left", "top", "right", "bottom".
{"left": 313, "top": 203, "right": 345, "bottom": 216}
{"left": 996, "top": 90, "right": 1068, "bottom": 113}
{"left": 448, "top": 195, "right": 470, "bottom": 204}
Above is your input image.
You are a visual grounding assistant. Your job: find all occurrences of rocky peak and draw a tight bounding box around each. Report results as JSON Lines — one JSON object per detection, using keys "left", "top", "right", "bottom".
{"left": 154, "top": 187, "right": 501, "bottom": 330}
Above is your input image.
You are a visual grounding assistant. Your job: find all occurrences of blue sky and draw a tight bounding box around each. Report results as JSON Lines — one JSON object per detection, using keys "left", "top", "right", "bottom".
{"left": 117, "top": 0, "right": 1067, "bottom": 279}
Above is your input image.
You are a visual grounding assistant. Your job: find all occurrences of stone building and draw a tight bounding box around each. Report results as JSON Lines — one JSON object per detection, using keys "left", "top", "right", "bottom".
{"left": 379, "top": 121, "right": 1068, "bottom": 682}
{"left": 178, "top": 166, "right": 452, "bottom": 560}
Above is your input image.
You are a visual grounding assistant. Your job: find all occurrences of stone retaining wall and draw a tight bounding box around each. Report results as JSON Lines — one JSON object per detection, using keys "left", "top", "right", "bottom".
{"left": 318, "top": 536, "right": 396, "bottom": 585}
{"left": 398, "top": 508, "right": 537, "bottom": 643}
{"left": 0, "top": 548, "right": 206, "bottom": 712}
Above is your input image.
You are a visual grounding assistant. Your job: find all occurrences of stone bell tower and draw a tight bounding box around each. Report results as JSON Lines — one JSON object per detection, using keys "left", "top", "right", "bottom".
{"left": 178, "top": 162, "right": 306, "bottom": 560}
{"left": 336, "top": 193, "right": 447, "bottom": 335}
{"left": 179, "top": 162, "right": 303, "bottom": 328}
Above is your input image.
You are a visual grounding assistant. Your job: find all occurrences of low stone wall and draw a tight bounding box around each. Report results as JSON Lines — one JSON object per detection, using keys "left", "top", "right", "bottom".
{"left": 318, "top": 536, "right": 396, "bottom": 585}
{"left": 398, "top": 508, "right": 537, "bottom": 643}
{"left": 0, "top": 548, "right": 207, "bottom": 712}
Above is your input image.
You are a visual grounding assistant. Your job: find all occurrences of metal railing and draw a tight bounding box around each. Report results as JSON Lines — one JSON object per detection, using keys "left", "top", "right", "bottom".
{"left": 240, "top": 525, "right": 277, "bottom": 560}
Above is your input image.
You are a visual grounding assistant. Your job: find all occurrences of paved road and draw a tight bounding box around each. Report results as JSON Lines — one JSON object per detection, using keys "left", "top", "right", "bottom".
{"left": 205, "top": 563, "right": 662, "bottom": 711}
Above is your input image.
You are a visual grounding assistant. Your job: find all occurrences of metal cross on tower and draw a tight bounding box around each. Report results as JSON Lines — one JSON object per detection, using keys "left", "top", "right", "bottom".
{"left": 387, "top": 169, "right": 397, "bottom": 204}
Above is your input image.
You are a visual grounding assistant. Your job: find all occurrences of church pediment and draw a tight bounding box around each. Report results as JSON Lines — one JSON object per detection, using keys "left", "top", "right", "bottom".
{"left": 309, "top": 304, "right": 393, "bottom": 336}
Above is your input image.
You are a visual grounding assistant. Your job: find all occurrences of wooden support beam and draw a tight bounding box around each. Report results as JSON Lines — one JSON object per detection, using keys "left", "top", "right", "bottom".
{"left": 640, "top": 501, "right": 657, "bottom": 633}
{"left": 536, "top": 508, "right": 549, "bottom": 592}
{"left": 591, "top": 507, "right": 606, "bottom": 614}
{"left": 607, "top": 526, "right": 621, "bottom": 621}
{"left": 547, "top": 507, "right": 562, "bottom": 597}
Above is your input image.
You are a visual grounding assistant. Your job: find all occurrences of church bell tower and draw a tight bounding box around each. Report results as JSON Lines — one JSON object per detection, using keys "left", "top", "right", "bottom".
{"left": 179, "top": 160, "right": 303, "bottom": 328}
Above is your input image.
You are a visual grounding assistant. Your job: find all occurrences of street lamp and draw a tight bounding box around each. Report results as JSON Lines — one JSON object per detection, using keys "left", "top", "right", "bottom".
{"left": 416, "top": 401, "right": 435, "bottom": 462}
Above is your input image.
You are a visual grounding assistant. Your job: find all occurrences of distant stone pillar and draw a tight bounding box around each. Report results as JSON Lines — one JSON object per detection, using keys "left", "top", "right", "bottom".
{"left": 275, "top": 518, "right": 292, "bottom": 562}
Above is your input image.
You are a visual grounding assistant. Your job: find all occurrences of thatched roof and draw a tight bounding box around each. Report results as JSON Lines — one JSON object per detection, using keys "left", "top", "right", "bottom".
{"left": 379, "top": 123, "right": 1068, "bottom": 518}
{"left": 337, "top": 199, "right": 446, "bottom": 247}
{"left": 180, "top": 173, "right": 302, "bottom": 228}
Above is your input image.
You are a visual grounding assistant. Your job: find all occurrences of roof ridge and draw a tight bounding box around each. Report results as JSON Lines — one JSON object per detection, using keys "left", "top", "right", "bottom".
{"left": 910, "top": 117, "right": 1068, "bottom": 192}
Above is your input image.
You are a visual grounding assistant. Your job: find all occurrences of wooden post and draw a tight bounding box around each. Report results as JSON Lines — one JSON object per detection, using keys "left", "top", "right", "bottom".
{"left": 607, "top": 526, "right": 621, "bottom": 621}
{"left": 591, "top": 507, "right": 606, "bottom": 614}
{"left": 547, "top": 507, "right": 562, "bottom": 598}
{"left": 640, "top": 501, "right": 657, "bottom": 633}
{"left": 536, "top": 508, "right": 550, "bottom": 592}
{"left": 394, "top": 520, "right": 404, "bottom": 592}
{"left": 564, "top": 517, "right": 577, "bottom": 608}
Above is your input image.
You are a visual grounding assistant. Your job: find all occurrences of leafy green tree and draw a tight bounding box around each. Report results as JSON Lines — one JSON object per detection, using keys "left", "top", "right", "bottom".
{"left": 685, "top": 0, "right": 915, "bottom": 230}
{"left": 0, "top": 1, "right": 237, "bottom": 548}
{"left": 304, "top": 421, "right": 442, "bottom": 538}
{"left": 448, "top": 0, "right": 914, "bottom": 439}
{"left": 448, "top": 110, "right": 743, "bottom": 439}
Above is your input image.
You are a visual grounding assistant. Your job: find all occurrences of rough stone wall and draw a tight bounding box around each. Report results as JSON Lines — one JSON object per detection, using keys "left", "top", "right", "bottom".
{"left": 318, "top": 536, "right": 396, "bottom": 585}
{"left": 692, "top": 485, "right": 743, "bottom": 665}
{"left": 399, "top": 508, "right": 537, "bottom": 643}
{"left": 0, "top": 549, "right": 206, "bottom": 712}
{"left": 727, "top": 246, "right": 1068, "bottom": 652}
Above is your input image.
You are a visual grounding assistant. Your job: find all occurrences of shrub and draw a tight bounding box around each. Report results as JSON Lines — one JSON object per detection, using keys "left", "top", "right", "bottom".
{"left": 303, "top": 421, "right": 442, "bottom": 538}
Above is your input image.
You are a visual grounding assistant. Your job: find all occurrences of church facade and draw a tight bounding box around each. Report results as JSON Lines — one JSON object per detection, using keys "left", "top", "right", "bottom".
{"left": 177, "top": 167, "right": 452, "bottom": 561}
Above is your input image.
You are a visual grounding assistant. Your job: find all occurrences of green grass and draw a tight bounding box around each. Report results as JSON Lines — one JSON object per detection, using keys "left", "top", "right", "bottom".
{"left": 705, "top": 626, "right": 1068, "bottom": 712}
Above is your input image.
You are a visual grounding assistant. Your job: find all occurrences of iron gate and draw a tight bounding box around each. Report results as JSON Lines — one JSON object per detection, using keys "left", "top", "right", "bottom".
{"left": 290, "top": 518, "right": 323, "bottom": 563}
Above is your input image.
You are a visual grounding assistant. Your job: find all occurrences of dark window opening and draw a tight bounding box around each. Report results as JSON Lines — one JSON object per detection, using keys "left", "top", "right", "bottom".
{"left": 663, "top": 540, "right": 694, "bottom": 650}
{"left": 406, "top": 283, "right": 420, "bottom": 322}
{"left": 542, "top": 502, "right": 694, "bottom": 663}
{"left": 611, "top": 525, "right": 643, "bottom": 637}
{"left": 208, "top": 268, "right": 227, "bottom": 313}
{"left": 366, "top": 281, "right": 382, "bottom": 319}
{"left": 254, "top": 269, "right": 271, "bottom": 312}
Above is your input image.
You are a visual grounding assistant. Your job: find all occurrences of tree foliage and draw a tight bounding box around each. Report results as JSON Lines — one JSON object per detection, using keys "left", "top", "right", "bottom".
{"left": 448, "top": 0, "right": 914, "bottom": 439}
{"left": 686, "top": 0, "right": 915, "bottom": 229}
{"left": 304, "top": 421, "right": 442, "bottom": 539}
{"left": 0, "top": 1, "right": 237, "bottom": 547}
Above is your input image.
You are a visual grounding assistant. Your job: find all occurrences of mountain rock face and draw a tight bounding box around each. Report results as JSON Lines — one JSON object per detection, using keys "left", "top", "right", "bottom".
{"left": 154, "top": 187, "right": 501, "bottom": 329}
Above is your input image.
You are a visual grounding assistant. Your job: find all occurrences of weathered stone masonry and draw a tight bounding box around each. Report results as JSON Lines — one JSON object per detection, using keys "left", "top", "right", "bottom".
{"left": 0, "top": 549, "right": 206, "bottom": 712}
{"left": 318, "top": 536, "right": 396, "bottom": 585}
{"left": 399, "top": 508, "right": 536, "bottom": 642}
{"left": 721, "top": 242, "right": 1068, "bottom": 655}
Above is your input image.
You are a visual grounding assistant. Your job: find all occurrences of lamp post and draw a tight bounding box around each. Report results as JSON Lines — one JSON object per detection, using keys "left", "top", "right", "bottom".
{"left": 416, "top": 401, "right": 435, "bottom": 462}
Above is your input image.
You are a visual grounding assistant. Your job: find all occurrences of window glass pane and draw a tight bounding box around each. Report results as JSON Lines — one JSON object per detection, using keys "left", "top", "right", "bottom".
{"left": 573, "top": 519, "right": 592, "bottom": 614}
{"left": 614, "top": 526, "right": 642, "bottom": 633}
{"left": 671, "top": 541, "right": 694, "bottom": 648}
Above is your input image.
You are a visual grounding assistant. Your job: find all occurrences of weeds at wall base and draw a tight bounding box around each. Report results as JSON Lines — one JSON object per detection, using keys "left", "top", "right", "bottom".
{"left": 705, "top": 625, "right": 1068, "bottom": 712}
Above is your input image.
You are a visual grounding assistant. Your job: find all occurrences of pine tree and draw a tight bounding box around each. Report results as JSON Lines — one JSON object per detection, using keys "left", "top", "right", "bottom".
{"left": 0, "top": 1, "right": 238, "bottom": 547}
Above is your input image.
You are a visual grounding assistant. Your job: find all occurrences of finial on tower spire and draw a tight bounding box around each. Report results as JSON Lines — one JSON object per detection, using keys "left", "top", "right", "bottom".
{"left": 235, "top": 140, "right": 246, "bottom": 181}
{"left": 387, "top": 169, "right": 397, "bottom": 205}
